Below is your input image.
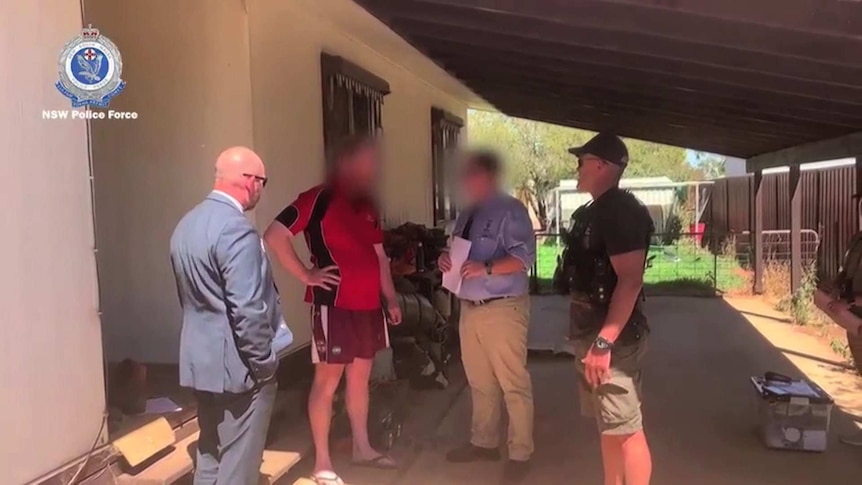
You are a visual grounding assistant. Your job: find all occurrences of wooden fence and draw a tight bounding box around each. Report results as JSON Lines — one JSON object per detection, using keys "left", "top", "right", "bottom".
{"left": 703, "top": 165, "right": 858, "bottom": 284}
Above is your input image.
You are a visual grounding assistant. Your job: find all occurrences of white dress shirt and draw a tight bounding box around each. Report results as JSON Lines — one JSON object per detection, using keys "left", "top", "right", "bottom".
{"left": 212, "top": 190, "right": 244, "bottom": 213}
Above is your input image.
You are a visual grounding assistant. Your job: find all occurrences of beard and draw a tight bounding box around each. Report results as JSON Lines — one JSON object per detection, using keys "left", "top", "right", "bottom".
{"left": 246, "top": 192, "right": 261, "bottom": 211}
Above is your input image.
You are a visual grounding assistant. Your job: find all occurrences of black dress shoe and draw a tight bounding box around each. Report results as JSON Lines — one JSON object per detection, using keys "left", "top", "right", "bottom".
{"left": 445, "top": 443, "right": 501, "bottom": 463}
{"left": 502, "top": 459, "right": 530, "bottom": 484}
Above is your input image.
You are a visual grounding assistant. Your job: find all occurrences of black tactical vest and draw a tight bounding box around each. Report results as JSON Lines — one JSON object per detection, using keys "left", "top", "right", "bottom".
{"left": 553, "top": 189, "right": 652, "bottom": 342}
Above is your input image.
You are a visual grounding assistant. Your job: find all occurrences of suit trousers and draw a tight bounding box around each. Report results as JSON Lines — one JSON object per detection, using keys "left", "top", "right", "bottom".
{"left": 193, "top": 380, "right": 278, "bottom": 485}
{"left": 459, "top": 295, "right": 534, "bottom": 461}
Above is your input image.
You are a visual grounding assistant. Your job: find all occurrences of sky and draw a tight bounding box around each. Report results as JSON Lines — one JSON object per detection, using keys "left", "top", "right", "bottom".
{"left": 685, "top": 149, "right": 699, "bottom": 166}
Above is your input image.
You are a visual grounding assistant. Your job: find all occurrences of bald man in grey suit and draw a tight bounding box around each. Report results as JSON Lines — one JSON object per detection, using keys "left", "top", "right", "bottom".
{"left": 170, "top": 147, "right": 293, "bottom": 484}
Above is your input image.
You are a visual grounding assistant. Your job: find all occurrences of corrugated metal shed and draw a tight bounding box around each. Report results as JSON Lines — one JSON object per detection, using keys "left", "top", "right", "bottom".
{"left": 555, "top": 177, "right": 677, "bottom": 232}
{"left": 355, "top": 0, "right": 862, "bottom": 164}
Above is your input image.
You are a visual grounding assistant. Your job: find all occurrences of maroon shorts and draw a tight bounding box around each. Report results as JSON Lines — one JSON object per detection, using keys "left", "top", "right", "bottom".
{"left": 311, "top": 305, "right": 389, "bottom": 364}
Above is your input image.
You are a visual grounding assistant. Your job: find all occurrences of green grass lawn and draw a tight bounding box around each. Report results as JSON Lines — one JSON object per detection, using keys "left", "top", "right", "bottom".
{"left": 534, "top": 235, "right": 747, "bottom": 295}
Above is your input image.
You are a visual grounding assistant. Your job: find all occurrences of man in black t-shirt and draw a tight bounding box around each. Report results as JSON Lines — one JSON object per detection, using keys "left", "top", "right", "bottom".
{"left": 563, "top": 132, "right": 654, "bottom": 485}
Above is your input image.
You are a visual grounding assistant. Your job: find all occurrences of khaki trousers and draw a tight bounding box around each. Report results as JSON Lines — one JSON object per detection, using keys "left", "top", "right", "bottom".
{"left": 459, "top": 295, "right": 534, "bottom": 461}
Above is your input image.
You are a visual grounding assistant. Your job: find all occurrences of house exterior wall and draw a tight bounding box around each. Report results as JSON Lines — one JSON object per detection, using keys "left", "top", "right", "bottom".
{"left": 85, "top": 0, "right": 473, "bottom": 363}
{"left": 85, "top": 0, "right": 256, "bottom": 364}
{"left": 1, "top": 1, "right": 106, "bottom": 483}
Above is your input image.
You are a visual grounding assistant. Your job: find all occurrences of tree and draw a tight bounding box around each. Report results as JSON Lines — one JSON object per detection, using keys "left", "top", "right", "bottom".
{"left": 691, "top": 151, "right": 727, "bottom": 179}
{"left": 624, "top": 139, "right": 697, "bottom": 181}
{"left": 467, "top": 110, "right": 706, "bottom": 229}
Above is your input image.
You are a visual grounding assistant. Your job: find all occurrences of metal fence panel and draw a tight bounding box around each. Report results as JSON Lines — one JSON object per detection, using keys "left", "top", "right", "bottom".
{"left": 530, "top": 231, "right": 742, "bottom": 296}
{"left": 705, "top": 165, "right": 857, "bottom": 285}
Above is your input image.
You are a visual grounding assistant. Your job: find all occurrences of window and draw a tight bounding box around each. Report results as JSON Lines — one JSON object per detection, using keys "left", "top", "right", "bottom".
{"left": 431, "top": 107, "right": 463, "bottom": 225}
{"left": 320, "top": 53, "right": 390, "bottom": 156}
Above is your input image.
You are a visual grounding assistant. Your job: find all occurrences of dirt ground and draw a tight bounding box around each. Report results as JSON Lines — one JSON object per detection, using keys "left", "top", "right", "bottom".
{"left": 285, "top": 296, "right": 862, "bottom": 485}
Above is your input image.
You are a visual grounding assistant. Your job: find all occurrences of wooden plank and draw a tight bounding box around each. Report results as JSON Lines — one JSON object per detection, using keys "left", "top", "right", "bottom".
{"left": 402, "top": 24, "right": 862, "bottom": 104}
{"left": 450, "top": 66, "right": 861, "bottom": 130}
{"left": 605, "top": 0, "right": 862, "bottom": 38}
{"left": 372, "top": 0, "right": 862, "bottom": 87}
{"left": 423, "top": 39, "right": 862, "bottom": 120}
{"left": 113, "top": 418, "right": 175, "bottom": 469}
{"left": 390, "top": 0, "right": 862, "bottom": 38}
{"left": 746, "top": 132, "right": 862, "bottom": 172}
{"left": 790, "top": 165, "right": 803, "bottom": 293}
{"left": 472, "top": 83, "right": 830, "bottom": 140}
{"left": 369, "top": 0, "right": 862, "bottom": 65}
{"left": 258, "top": 439, "right": 304, "bottom": 485}
{"left": 753, "top": 170, "right": 764, "bottom": 294}
{"left": 114, "top": 429, "right": 305, "bottom": 485}
{"left": 115, "top": 430, "right": 199, "bottom": 485}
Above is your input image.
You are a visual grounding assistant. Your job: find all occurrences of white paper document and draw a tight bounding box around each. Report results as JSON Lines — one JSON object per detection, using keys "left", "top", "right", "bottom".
{"left": 144, "top": 397, "right": 182, "bottom": 414}
{"left": 273, "top": 320, "right": 294, "bottom": 359}
{"left": 442, "top": 236, "right": 472, "bottom": 295}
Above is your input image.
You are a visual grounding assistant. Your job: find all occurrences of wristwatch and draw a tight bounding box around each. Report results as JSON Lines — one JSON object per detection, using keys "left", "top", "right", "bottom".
{"left": 593, "top": 336, "right": 614, "bottom": 352}
{"left": 484, "top": 261, "right": 494, "bottom": 275}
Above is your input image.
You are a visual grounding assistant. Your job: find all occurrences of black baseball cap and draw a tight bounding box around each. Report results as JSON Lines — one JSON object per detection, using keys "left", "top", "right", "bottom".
{"left": 568, "top": 132, "right": 629, "bottom": 167}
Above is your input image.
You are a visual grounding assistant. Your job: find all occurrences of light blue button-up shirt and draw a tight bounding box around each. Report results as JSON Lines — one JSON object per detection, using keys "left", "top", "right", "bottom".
{"left": 452, "top": 193, "right": 536, "bottom": 300}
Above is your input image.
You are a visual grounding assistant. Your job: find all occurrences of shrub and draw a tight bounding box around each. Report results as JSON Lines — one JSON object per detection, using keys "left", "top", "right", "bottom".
{"left": 766, "top": 261, "right": 819, "bottom": 326}
{"left": 662, "top": 213, "right": 683, "bottom": 246}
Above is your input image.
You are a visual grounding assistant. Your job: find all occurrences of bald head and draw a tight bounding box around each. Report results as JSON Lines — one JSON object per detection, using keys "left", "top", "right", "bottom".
{"left": 213, "top": 146, "right": 267, "bottom": 211}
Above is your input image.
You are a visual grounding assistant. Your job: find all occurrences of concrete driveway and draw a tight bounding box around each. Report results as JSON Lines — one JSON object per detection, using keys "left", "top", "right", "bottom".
{"left": 288, "top": 296, "right": 862, "bottom": 485}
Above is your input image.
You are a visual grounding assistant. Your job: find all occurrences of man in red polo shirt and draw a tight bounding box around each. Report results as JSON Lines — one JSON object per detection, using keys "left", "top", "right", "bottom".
{"left": 263, "top": 136, "right": 401, "bottom": 485}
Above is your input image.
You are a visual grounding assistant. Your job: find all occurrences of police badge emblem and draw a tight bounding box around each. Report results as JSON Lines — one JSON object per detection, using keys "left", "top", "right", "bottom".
{"left": 56, "top": 24, "right": 125, "bottom": 108}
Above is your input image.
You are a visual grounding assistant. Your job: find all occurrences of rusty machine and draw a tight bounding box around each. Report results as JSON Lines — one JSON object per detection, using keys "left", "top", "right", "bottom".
{"left": 384, "top": 222, "right": 459, "bottom": 390}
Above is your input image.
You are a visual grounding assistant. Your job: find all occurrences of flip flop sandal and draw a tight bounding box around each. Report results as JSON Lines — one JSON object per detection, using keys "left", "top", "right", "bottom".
{"left": 351, "top": 454, "right": 398, "bottom": 470}
{"left": 311, "top": 470, "right": 345, "bottom": 485}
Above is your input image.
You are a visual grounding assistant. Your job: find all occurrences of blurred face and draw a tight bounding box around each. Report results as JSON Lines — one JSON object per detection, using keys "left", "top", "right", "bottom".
{"left": 458, "top": 159, "right": 495, "bottom": 205}
{"left": 337, "top": 143, "right": 379, "bottom": 194}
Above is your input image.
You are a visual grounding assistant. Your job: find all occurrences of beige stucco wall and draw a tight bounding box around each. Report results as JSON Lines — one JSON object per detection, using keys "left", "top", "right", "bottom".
{"left": 0, "top": 1, "right": 106, "bottom": 483}
{"left": 85, "top": 0, "right": 256, "bottom": 363}
{"left": 1, "top": 0, "right": 473, "bottom": 480}
{"left": 248, "top": 0, "right": 470, "bottom": 349}
{"left": 84, "top": 0, "right": 472, "bottom": 363}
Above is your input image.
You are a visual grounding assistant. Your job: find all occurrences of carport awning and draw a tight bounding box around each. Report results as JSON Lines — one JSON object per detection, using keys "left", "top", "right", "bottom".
{"left": 355, "top": 0, "right": 862, "bottom": 165}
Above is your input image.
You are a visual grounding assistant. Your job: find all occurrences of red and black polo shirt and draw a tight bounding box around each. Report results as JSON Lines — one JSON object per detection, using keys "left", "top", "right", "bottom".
{"left": 275, "top": 184, "right": 383, "bottom": 310}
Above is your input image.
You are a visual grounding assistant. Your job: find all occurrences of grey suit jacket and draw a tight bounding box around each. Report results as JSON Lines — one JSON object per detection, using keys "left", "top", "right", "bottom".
{"left": 170, "top": 192, "right": 286, "bottom": 394}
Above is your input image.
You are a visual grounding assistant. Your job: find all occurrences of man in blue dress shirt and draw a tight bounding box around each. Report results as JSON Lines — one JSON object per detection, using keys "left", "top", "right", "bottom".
{"left": 438, "top": 150, "right": 536, "bottom": 484}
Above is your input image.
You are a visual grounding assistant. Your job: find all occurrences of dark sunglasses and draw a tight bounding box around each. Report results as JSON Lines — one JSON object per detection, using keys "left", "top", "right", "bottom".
{"left": 577, "top": 156, "right": 608, "bottom": 168}
{"left": 243, "top": 173, "right": 268, "bottom": 187}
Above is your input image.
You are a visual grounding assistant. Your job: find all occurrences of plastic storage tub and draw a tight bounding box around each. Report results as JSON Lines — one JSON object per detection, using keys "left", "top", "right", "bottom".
{"left": 750, "top": 375, "right": 834, "bottom": 452}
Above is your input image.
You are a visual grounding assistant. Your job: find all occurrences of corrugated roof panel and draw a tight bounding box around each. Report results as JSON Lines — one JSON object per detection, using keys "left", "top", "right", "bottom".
{"left": 356, "top": 0, "right": 862, "bottom": 159}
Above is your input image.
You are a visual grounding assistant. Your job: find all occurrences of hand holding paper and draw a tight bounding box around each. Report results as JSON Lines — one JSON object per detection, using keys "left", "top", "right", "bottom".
{"left": 442, "top": 236, "right": 472, "bottom": 295}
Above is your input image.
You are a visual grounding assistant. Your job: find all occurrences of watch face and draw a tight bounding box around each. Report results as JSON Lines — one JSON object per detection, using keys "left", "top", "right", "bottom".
{"left": 595, "top": 337, "right": 612, "bottom": 350}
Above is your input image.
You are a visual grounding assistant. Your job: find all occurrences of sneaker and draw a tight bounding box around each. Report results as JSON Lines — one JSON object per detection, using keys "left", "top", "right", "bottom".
{"left": 839, "top": 429, "right": 862, "bottom": 447}
{"left": 445, "top": 443, "right": 501, "bottom": 463}
{"left": 501, "top": 460, "right": 530, "bottom": 484}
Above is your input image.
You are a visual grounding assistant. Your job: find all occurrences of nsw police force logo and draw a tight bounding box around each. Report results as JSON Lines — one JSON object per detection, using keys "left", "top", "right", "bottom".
{"left": 56, "top": 24, "right": 125, "bottom": 108}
